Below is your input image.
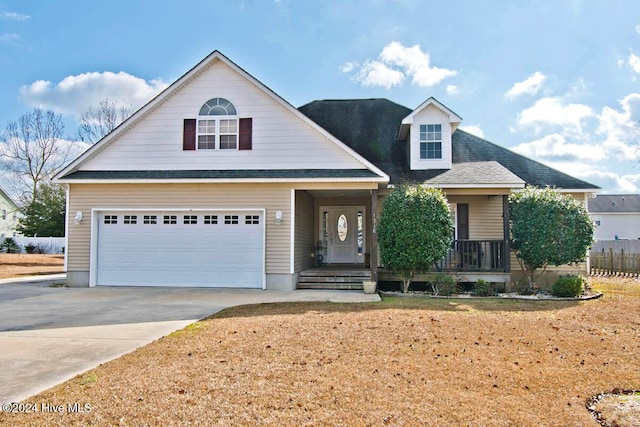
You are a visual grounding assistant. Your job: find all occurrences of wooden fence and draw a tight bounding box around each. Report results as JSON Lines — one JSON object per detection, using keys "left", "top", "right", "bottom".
{"left": 590, "top": 247, "right": 640, "bottom": 277}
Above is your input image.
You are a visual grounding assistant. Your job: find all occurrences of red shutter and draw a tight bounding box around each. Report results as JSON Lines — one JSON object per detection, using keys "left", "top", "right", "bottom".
{"left": 183, "top": 119, "right": 196, "bottom": 150}
{"left": 239, "top": 118, "right": 252, "bottom": 150}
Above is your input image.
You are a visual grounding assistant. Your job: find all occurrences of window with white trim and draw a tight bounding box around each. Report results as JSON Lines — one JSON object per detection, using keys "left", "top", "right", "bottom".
{"left": 224, "top": 215, "right": 239, "bottom": 225}
{"left": 419, "top": 124, "right": 442, "bottom": 159}
{"left": 245, "top": 215, "right": 260, "bottom": 225}
{"left": 204, "top": 215, "right": 218, "bottom": 225}
{"left": 197, "top": 98, "right": 238, "bottom": 150}
{"left": 163, "top": 215, "right": 177, "bottom": 225}
{"left": 123, "top": 215, "right": 137, "bottom": 225}
{"left": 104, "top": 215, "right": 118, "bottom": 225}
{"left": 143, "top": 215, "right": 157, "bottom": 224}
{"left": 183, "top": 215, "right": 198, "bottom": 225}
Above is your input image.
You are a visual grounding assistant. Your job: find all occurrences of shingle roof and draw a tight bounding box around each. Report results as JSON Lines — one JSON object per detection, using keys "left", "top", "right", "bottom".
{"left": 61, "top": 169, "right": 380, "bottom": 180}
{"left": 298, "top": 99, "right": 599, "bottom": 190}
{"left": 425, "top": 162, "right": 524, "bottom": 186}
{"left": 588, "top": 194, "right": 640, "bottom": 213}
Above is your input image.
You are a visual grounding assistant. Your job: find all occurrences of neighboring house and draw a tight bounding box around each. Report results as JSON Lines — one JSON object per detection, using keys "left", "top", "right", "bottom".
{"left": 0, "top": 187, "right": 19, "bottom": 238}
{"left": 55, "top": 51, "right": 599, "bottom": 289}
{"left": 588, "top": 194, "right": 640, "bottom": 241}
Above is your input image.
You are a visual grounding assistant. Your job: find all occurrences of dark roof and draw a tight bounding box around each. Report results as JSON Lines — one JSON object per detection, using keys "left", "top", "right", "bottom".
{"left": 588, "top": 194, "right": 640, "bottom": 213}
{"left": 298, "top": 99, "right": 599, "bottom": 190}
{"left": 61, "top": 169, "right": 380, "bottom": 180}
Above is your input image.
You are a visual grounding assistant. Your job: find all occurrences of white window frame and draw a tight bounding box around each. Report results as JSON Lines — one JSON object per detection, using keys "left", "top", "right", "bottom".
{"left": 419, "top": 124, "right": 443, "bottom": 160}
{"left": 196, "top": 98, "right": 238, "bottom": 150}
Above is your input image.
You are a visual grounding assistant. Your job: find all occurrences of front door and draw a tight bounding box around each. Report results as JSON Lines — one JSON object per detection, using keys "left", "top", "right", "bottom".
{"left": 320, "top": 206, "right": 365, "bottom": 264}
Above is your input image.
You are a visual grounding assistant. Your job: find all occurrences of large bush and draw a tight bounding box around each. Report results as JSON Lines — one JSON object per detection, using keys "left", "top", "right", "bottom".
{"left": 509, "top": 187, "right": 594, "bottom": 290}
{"left": 377, "top": 185, "right": 453, "bottom": 292}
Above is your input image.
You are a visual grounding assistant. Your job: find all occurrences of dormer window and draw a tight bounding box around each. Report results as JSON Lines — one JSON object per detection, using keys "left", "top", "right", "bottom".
{"left": 419, "top": 124, "right": 442, "bottom": 159}
{"left": 197, "top": 98, "right": 238, "bottom": 150}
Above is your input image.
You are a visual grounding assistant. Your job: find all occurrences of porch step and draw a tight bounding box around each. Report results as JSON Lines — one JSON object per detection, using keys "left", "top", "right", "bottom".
{"left": 297, "top": 268, "right": 371, "bottom": 290}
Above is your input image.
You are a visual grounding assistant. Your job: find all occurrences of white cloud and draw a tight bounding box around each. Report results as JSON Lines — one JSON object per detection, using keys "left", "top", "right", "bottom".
{"left": 595, "top": 93, "right": 640, "bottom": 161}
{"left": 512, "top": 133, "right": 605, "bottom": 162}
{"left": 459, "top": 125, "right": 483, "bottom": 137}
{"left": 505, "top": 71, "right": 546, "bottom": 99}
{"left": 628, "top": 52, "right": 640, "bottom": 74}
{"left": 355, "top": 60, "right": 405, "bottom": 89}
{"left": 19, "top": 71, "right": 168, "bottom": 117}
{"left": 339, "top": 61, "right": 356, "bottom": 73}
{"left": 544, "top": 162, "right": 640, "bottom": 193}
{"left": 347, "top": 41, "right": 456, "bottom": 89}
{"left": 517, "top": 96, "right": 594, "bottom": 135}
{"left": 3, "top": 12, "right": 30, "bottom": 21}
{"left": 379, "top": 42, "right": 457, "bottom": 87}
{"left": 636, "top": 24, "right": 640, "bottom": 34}
{"left": 446, "top": 84, "right": 459, "bottom": 95}
{"left": 0, "top": 33, "right": 20, "bottom": 45}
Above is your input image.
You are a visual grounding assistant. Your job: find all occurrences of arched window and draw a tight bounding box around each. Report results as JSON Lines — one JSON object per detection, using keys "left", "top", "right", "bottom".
{"left": 199, "top": 98, "right": 237, "bottom": 116}
{"left": 197, "top": 98, "right": 238, "bottom": 150}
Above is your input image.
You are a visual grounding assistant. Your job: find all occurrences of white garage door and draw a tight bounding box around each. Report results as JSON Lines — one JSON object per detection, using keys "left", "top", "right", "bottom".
{"left": 95, "top": 210, "right": 264, "bottom": 288}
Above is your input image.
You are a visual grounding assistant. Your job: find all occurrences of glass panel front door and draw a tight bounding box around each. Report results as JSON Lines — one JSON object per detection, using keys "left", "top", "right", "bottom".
{"left": 320, "top": 206, "right": 365, "bottom": 264}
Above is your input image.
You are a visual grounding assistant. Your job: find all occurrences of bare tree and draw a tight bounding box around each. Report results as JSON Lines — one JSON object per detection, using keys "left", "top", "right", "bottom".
{"left": 76, "top": 99, "right": 133, "bottom": 144}
{"left": 0, "top": 107, "right": 70, "bottom": 205}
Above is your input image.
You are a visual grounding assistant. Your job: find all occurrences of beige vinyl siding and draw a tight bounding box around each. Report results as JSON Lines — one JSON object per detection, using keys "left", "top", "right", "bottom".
{"left": 294, "top": 190, "right": 315, "bottom": 272}
{"left": 80, "top": 60, "right": 365, "bottom": 172}
{"left": 448, "top": 195, "right": 504, "bottom": 240}
{"left": 67, "top": 183, "right": 291, "bottom": 275}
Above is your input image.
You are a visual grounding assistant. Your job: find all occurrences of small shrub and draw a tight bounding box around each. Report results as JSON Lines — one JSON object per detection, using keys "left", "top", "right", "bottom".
{"left": 430, "top": 274, "right": 457, "bottom": 296}
{"left": 472, "top": 279, "right": 495, "bottom": 296}
{"left": 1, "top": 237, "right": 20, "bottom": 253}
{"left": 24, "top": 243, "right": 47, "bottom": 254}
{"left": 551, "top": 275, "right": 586, "bottom": 297}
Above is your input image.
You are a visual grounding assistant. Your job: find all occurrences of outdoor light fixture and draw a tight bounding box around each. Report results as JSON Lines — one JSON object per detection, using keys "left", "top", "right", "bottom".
{"left": 74, "top": 211, "right": 83, "bottom": 224}
{"left": 275, "top": 210, "right": 283, "bottom": 225}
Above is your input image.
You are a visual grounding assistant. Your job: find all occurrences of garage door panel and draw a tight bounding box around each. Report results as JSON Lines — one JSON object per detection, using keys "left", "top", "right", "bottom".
{"left": 96, "top": 210, "right": 264, "bottom": 288}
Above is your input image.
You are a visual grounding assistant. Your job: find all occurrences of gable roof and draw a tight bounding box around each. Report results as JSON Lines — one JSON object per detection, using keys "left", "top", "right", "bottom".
{"left": 55, "top": 51, "right": 388, "bottom": 182}
{"left": 398, "top": 96, "right": 463, "bottom": 140}
{"left": 298, "top": 99, "right": 599, "bottom": 191}
{"left": 0, "top": 187, "right": 18, "bottom": 210}
{"left": 588, "top": 194, "right": 640, "bottom": 213}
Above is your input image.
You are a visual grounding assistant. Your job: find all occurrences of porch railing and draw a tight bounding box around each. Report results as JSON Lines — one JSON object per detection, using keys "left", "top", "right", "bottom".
{"left": 435, "top": 240, "right": 509, "bottom": 273}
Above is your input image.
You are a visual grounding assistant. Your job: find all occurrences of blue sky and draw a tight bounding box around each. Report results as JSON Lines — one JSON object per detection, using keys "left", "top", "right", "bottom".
{"left": 1, "top": 0, "right": 640, "bottom": 193}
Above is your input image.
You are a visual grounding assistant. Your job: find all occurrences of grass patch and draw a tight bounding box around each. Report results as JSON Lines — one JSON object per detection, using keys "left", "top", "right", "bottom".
{"left": 77, "top": 373, "right": 97, "bottom": 386}
{"left": 168, "top": 321, "right": 206, "bottom": 337}
{"left": 1, "top": 277, "right": 639, "bottom": 426}
{"left": 48, "top": 282, "right": 67, "bottom": 288}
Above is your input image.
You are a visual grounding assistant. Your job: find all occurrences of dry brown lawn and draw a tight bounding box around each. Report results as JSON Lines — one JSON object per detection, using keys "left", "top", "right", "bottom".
{"left": 0, "top": 254, "right": 64, "bottom": 279}
{"left": 1, "top": 277, "right": 639, "bottom": 426}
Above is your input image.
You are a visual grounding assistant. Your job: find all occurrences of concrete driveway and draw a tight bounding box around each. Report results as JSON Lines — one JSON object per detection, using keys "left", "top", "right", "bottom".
{"left": 0, "top": 275, "right": 379, "bottom": 405}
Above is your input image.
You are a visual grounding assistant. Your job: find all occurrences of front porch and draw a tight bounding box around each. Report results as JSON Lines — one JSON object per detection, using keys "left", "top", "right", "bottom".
{"left": 297, "top": 239, "right": 511, "bottom": 289}
{"left": 292, "top": 189, "right": 513, "bottom": 290}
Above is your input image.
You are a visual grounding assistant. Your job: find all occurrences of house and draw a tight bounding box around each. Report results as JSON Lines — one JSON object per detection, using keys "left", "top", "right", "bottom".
{"left": 55, "top": 51, "right": 599, "bottom": 290}
{"left": 588, "top": 194, "right": 640, "bottom": 241}
{"left": 0, "top": 187, "right": 19, "bottom": 238}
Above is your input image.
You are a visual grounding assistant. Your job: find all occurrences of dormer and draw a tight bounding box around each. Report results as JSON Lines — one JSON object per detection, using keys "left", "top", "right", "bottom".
{"left": 397, "top": 97, "right": 462, "bottom": 170}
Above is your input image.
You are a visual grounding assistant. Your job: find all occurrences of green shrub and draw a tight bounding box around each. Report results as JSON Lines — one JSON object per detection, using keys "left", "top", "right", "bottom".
{"left": 25, "top": 243, "right": 47, "bottom": 254}
{"left": 430, "top": 274, "right": 457, "bottom": 296}
{"left": 472, "top": 279, "right": 495, "bottom": 296}
{"left": 551, "top": 275, "right": 586, "bottom": 297}
{"left": 1, "top": 237, "right": 20, "bottom": 253}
